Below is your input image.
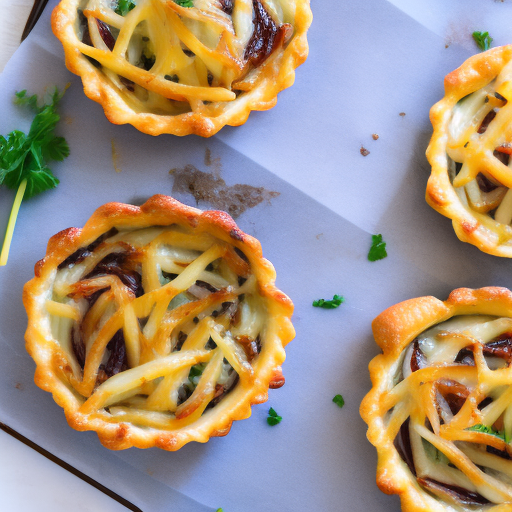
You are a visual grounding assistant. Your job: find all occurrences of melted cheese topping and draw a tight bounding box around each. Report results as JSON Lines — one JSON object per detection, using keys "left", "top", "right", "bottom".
{"left": 46, "top": 224, "right": 267, "bottom": 429}
{"left": 387, "top": 315, "right": 512, "bottom": 508}
{"left": 74, "top": 0, "right": 294, "bottom": 116}
{"left": 448, "top": 61, "right": 512, "bottom": 237}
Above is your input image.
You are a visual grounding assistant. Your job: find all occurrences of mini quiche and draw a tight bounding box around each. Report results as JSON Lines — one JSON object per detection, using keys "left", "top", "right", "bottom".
{"left": 51, "top": 0, "right": 312, "bottom": 136}
{"left": 361, "top": 287, "right": 512, "bottom": 511}
{"left": 23, "top": 195, "right": 294, "bottom": 450}
{"left": 427, "top": 45, "right": 512, "bottom": 257}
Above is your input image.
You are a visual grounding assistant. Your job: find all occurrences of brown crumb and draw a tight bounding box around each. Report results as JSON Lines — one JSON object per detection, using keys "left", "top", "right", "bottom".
{"left": 445, "top": 44, "right": 450, "bottom": 49}
{"left": 15, "top": 382, "right": 23, "bottom": 390}
{"left": 399, "top": 112, "right": 406, "bottom": 117}
{"left": 316, "top": 233, "right": 323, "bottom": 240}
{"left": 360, "top": 146, "right": 370, "bottom": 157}
{"left": 372, "top": 133, "right": 379, "bottom": 140}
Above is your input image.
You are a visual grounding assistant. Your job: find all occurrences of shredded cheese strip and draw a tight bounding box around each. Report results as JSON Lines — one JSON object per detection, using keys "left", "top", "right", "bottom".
{"left": 385, "top": 315, "right": 512, "bottom": 507}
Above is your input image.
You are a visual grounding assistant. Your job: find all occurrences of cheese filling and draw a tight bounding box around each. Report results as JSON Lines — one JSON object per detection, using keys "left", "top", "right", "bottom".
{"left": 447, "top": 63, "right": 512, "bottom": 232}
{"left": 391, "top": 315, "right": 512, "bottom": 508}
{"left": 73, "top": 0, "right": 295, "bottom": 116}
{"left": 46, "top": 224, "right": 270, "bottom": 429}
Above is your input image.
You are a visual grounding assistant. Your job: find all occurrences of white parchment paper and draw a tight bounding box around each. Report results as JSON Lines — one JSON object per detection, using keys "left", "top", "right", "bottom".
{"left": 2, "top": 1, "right": 512, "bottom": 511}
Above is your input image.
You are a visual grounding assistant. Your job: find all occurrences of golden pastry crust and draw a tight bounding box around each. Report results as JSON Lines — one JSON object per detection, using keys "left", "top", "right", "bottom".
{"left": 361, "top": 287, "right": 512, "bottom": 511}
{"left": 427, "top": 45, "right": 512, "bottom": 257}
{"left": 23, "top": 195, "right": 294, "bottom": 450}
{"left": 51, "top": 0, "right": 312, "bottom": 137}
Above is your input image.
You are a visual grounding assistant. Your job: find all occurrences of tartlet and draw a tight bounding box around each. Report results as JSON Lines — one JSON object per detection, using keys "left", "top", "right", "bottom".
{"left": 361, "top": 287, "right": 512, "bottom": 511}
{"left": 427, "top": 45, "right": 512, "bottom": 257}
{"left": 51, "top": 0, "right": 312, "bottom": 137}
{"left": 23, "top": 195, "right": 294, "bottom": 450}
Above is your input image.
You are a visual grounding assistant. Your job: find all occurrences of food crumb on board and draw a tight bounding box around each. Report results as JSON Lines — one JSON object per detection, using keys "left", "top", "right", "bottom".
{"left": 111, "top": 139, "right": 122, "bottom": 173}
{"left": 360, "top": 146, "right": 370, "bottom": 157}
{"left": 372, "top": 133, "right": 379, "bottom": 140}
{"left": 399, "top": 112, "right": 406, "bottom": 117}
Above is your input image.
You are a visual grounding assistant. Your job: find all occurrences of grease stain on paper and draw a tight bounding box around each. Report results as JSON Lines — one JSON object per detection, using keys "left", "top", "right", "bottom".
{"left": 445, "top": 20, "right": 477, "bottom": 51}
{"left": 169, "top": 149, "right": 279, "bottom": 218}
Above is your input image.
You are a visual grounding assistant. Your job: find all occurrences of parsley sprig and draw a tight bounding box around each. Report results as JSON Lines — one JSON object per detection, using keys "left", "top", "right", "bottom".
{"left": 0, "top": 89, "right": 69, "bottom": 266}
{"left": 368, "top": 234, "right": 387, "bottom": 261}
{"left": 312, "top": 294, "right": 344, "bottom": 309}
{"left": 267, "top": 407, "right": 282, "bottom": 426}
{"left": 115, "top": 0, "right": 136, "bottom": 16}
{"left": 473, "top": 31, "right": 493, "bottom": 52}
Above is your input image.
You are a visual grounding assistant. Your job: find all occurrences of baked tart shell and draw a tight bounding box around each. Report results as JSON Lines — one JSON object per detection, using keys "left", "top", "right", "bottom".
{"left": 23, "top": 195, "right": 294, "bottom": 450}
{"left": 51, "top": 0, "right": 312, "bottom": 137}
{"left": 427, "top": 45, "right": 512, "bottom": 257}
{"left": 361, "top": 287, "right": 512, "bottom": 511}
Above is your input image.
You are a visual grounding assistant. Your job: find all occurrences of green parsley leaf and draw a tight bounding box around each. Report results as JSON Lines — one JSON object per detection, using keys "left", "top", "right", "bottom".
{"left": 473, "top": 31, "right": 493, "bottom": 52}
{"left": 332, "top": 394, "right": 345, "bottom": 408}
{"left": 0, "top": 88, "right": 69, "bottom": 266}
{"left": 216, "top": 509, "right": 224, "bottom": 512}
{"left": 189, "top": 364, "right": 205, "bottom": 379}
{"left": 267, "top": 407, "right": 282, "bottom": 426}
{"left": 174, "top": 0, "right": 194, "bottom": 7}
{"left": 115, "top": 0, "right": 136, "bottom": 16}
{"left": 312, "top": 294, "right": 344, "bottom": 309}
{"left": 368, "top": 234, "right": 387, "bottom": 261}
{"left": 466, "top": 423, "right": 508, "bottom": 442}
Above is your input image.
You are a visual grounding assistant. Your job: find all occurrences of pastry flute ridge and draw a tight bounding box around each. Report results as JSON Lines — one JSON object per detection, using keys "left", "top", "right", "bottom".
{"left": 23, "top": 195, "right": 294, "bottom": 450}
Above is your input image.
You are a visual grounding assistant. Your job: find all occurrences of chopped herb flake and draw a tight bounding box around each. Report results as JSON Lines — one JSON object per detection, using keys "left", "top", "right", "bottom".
{"left": 312, "top": 294, "right": 344, "bottom": 309}
{"left": 188, "top": 364, "right": 205, "bottom": 379}
{"left": 216, "top": 509, "right": 224, "bottom": 512}
{"left": 115, "top": 0, "right": 136, "bottom": 16}
{"left": 175, "top": 0, "right": 194, "bottom": 6}
{"left": 0, "top": 88, "right": 69, "bottom": 266}
{"left": 368, "top": 234, "right": 387, "bottom": 262}
{"left": 267, "top": 407, "right": 282, "bottom": 426}
{"left": 466, "top": 423, "right": 509, "bottom": 442}
{"left": 473, "top": 31, "right": 493, "bottom": 52}
{"left": 333, "top": 394, "right": 345, "bottom": 408}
